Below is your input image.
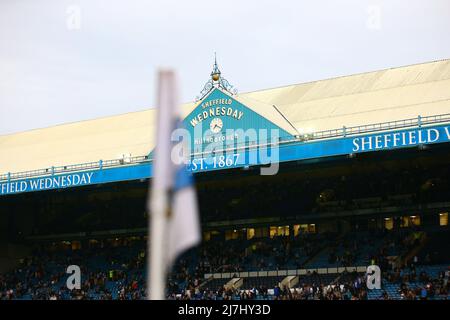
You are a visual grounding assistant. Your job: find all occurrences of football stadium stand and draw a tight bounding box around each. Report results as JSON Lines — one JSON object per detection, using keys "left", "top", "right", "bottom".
{"left": 0, "top": 229, "right": 448, "bottom": 300}
{"left": 0, "top": 59, "right": 449, "bottom": 300}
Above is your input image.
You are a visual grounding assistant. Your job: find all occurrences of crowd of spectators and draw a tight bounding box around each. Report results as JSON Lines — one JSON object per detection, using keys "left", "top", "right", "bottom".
{"left": 170, "top": 266, "right": 449, "bottom": 301}
{"left": 0, "top": 240, "right": 147, "bottom": 300}
{"left": 1, "top": 229, "right": 448, "bottom": 300}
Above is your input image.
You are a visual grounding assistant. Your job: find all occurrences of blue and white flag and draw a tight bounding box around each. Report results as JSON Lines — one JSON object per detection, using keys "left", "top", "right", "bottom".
{"left": 148, "top": 70, "right": 200, "bottom": 300}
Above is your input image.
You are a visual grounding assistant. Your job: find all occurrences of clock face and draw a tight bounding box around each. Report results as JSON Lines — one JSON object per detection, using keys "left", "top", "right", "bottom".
{"left": 210, "top": 117, "right": 223, "bottom": 133}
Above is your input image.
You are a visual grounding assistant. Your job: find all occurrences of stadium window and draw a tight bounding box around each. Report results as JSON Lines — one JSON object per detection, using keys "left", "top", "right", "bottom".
{"left": 247, "top": 228, "right": 255, "bottom": 240}
{"left": 299, "top": 224, "right": 309, "bottom": 234}
{"left": 203, "top": 231, "right": 211, "bottom": 242}
{"left": 209, "top": 230, "right": 221, "bottom": 240}
{"left": 384, "top": 218, "right": 394, "bottom": 230}
{"left": 272, "top": 226, "right": 289, "bottom": 237}
{"left": 108, "top": 238, "right": 121, "bottom": 247}
{"left": 439, "top": 212, "right": 448, "bottom": 226}
{"left": 269, "top": 226, "right": 277, "bottom": 238}
{"left": 225, "top": 229, "right": 240, "bottom": 240}
{"left": 368, "top": 218, "right": 378, "bottom": 230}
{"left": 71, "top": 241, "right": 81, "bottom": 250}
{"left": 301, "top": 224, "right": 308, "bottom": 233}
{"left": 400, "top": 216, "right": 410, "bottom": 228}
{"left": 225, "top": 230, "right": 233, "bottom": 240}
{"left": 293, "top": 224, "right": 300, "bottom": 237}
{"left": 295, "top": 224, "right": 316, "bottom": 234}
{"left": 61, "top": 241, "right": 71, "bottom": 250}
{"left": 254, "top": 227, "right": 268, "bottom": 238}
{"left": 88, "top": 239, "right": 100, "bottom": 249}
{"left": 410, "top": 215, "right": 421, "bottom": 226}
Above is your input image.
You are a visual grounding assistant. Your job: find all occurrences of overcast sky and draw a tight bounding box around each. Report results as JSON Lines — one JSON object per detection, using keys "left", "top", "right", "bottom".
{"left": 0, "top": 0, "right": 449, "bottom": 135}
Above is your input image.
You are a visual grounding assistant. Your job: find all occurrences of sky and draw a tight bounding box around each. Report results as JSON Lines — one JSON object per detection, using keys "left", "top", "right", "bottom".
{"left": 0, "top": 0, "right": 449, "bottom": 135}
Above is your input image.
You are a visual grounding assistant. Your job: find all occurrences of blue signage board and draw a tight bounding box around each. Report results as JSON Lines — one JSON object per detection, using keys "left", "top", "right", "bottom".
{"left": 0, "top": 164, "right": 152, "bottom": 196}
{"left": 1, "top": 124, "right": 450, "bottom": 196}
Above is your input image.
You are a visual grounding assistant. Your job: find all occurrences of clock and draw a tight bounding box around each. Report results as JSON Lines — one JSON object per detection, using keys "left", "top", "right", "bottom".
{"left": 210, "top": 117, "right": 223, "bottom": 133}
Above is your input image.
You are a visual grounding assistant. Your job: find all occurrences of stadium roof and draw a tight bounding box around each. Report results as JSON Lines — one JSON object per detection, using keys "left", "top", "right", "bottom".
{"left": 1, "top": 58, "right": 450, "bottom": 174}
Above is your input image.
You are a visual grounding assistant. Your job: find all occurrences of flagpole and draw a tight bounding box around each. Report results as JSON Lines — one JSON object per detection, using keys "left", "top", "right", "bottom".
{"left": 148, "top": 189, "right": 167, "bottom": 300}
{"left": 147, "top": 69, "right": 200, "bottom": 300}
{"left": 148, "top": 70, "right": 177, "bottom": 300}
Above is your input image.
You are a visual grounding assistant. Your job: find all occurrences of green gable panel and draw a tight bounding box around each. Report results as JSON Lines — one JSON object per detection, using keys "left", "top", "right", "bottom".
{"left": 183, "top": 88, "right": 294, "bottom": 154}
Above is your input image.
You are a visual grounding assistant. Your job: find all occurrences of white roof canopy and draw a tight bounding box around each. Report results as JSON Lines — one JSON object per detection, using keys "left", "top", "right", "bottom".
{"left": 1, "top": 59, "right": 450, "bottom": 174}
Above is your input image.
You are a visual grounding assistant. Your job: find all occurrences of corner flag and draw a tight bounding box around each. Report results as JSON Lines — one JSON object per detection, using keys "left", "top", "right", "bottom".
{"left": 147, "top": 70, "right": 200, "bottom": 300}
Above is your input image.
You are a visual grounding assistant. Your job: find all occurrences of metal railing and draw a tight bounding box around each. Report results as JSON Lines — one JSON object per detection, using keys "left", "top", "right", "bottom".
{"left": 203, "top": 265, "right": 369, "bottom": 280}
{"left": 1, "top": 113, "right": 450, "bottom": 182}
{"left": 310, "top": 113, "right": 450, "bottom": 140}
{"left": 189, "top": 113, "right": 450, "bottom": 159}
{"left": 0, "top": 155, "right": 150, "bottom": 182}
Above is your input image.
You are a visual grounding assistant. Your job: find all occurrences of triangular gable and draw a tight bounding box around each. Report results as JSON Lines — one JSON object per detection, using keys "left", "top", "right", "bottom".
{"left": 182, "top": 88, "right": 295, "bottom": 153}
